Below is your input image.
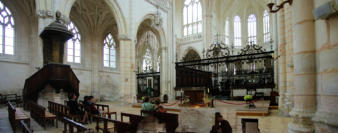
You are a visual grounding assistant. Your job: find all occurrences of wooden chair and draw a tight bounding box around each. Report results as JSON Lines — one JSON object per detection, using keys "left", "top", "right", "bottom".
{"left": 63, "top": 117, "right": 94, "bottom": 133}
{"left": 8, "top": 102, "right": 31, "bottom": 133}
{"left": 29, "top": 102, "right": 57, "bottom": 129}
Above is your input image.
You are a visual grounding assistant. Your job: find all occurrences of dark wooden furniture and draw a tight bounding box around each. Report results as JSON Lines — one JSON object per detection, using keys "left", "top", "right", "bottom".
{"left": 23, "top": 63, "right": 79, "bottom": 109}
{"left": 63, "top": 117, "right": 94, "bottom": 133}
{"left": 1, "top": 94, "right": 22, "bottom": 106}
{"left": 29, "top": 101, "right": 57, "bottom": 129}
{"left": 48, "top": 101, "right": 67, "bottom": 119}
{"left": 19, "top": 120, "right": 33, "bottom": 133}
{"left": 176, "top": 44, "right": 275, "bottom": 99}
{"left": 94, "top": 115, "right": 133, "bottom": 133}
{"left": 140, "top": 110, "right": 179, "bottom": 132}
{"left": 94, "top": 103, "right": 117, "bottom": 119}
{"left": 121, "top": 113, "right": 143, "bottom": 133}
{"left": 8, "top": 102, "right": 31, "bottom": 133}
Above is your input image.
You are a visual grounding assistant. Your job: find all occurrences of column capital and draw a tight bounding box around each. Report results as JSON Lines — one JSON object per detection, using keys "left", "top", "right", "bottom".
{"left": 118, "top": 34, "right": 132, "bottom": 41}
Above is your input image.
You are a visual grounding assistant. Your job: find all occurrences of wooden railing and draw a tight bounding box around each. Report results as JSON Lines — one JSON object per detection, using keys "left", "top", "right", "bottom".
{"left": 23, "top": 63, "right": 79, "bottom": 108}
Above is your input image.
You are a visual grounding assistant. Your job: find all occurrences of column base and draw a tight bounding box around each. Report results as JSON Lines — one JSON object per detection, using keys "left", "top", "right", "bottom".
{"left": 312, "top": 111, "right": 338, "bottom": 133}
{"left": 288, "top": 110, "right": 314, "bottom": 133}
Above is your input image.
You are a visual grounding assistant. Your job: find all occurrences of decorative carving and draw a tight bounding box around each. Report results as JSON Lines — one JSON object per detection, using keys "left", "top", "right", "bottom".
{"left": 205, "top": 34, "right": 231, "bottom": 58}
{"left": 239, "top": 44, "right": 265, "bottom": 55}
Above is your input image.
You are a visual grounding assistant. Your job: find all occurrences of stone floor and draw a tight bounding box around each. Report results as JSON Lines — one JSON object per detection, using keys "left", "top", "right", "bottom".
{"left": 0, "top": 101, "right": 292, "bottom": 133}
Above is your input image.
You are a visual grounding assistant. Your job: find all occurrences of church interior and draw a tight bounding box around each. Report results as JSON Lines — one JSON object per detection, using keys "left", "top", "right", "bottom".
{"left": 0, "top": 0, "right": 337, "bottom": 132}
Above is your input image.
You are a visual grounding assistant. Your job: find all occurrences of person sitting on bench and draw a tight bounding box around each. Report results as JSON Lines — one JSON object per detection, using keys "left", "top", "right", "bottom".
{"left": 67, "top": 94, "right": 86, "bottom": 123}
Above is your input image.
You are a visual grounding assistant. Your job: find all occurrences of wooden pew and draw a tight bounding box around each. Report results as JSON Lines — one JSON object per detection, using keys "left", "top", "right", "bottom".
{"left": 63, "top": 117, "right": 94, "bottom": 133}
{"left": 141, "top": 110, "right": 179, "bottom": 132}
{"left": 94, "top": 115, "right": 131, "bottom": 133}
{"left": 29, "top": 102, "right": 57, "bottom": 129}
{"left": 1, "top": 94, "right": 22, "bottom": 106}
{"left": 94, "top": 103, "right": 117, "bottom": 119}
{"left": 19, "top": 120, "right": 33, "bottom": 133}
{"left": 48, "top": 101, "right": 70, "bottom": 120}
{"left": 121, "top": 113, "right": 143, "bottom": 133}
{"left": 7, "top": 101, "right": 31, "bottom": 133}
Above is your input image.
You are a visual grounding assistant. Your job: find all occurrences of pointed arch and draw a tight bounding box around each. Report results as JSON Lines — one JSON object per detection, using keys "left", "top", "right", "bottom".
{"left": 182, "top": 47, "right": 201, "bottom": 61}
{"left": 0, "top": 1, "right": 15, "bottom": 55}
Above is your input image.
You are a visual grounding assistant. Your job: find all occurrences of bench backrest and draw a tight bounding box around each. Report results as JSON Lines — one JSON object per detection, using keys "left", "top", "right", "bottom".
{"left": 140, "top": 110, "right": 179, "bottom": 132}
{"left": 63, "top": 117, "right": 93, "bottom": 133}
{"left": 94, "top": 103, "right": 110, "bottom": 113}
{"left": 30, "top": 102, "right": 46, "bottom": 116}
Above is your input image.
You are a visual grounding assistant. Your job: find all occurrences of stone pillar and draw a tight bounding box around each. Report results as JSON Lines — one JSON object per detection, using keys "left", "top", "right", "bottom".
{"left": 90, "top": 37, "right": 100, "bottom": 99}
{"left": 119, "top": 35, "right": 134, "bottom": 103}
{"left": 202, "top": 0, "right": 213, "bottom": 50}
{"left": 284, "top": 6, "right": 294, "bottom": 116}
{"left": 312, "top": 0, "right": 338, "bottom": 132}
{"left": 277, "top": 8, "right": 287, "bottom": 116}
{"left": 288, "top": 0, "right": 316, "bottom": 132}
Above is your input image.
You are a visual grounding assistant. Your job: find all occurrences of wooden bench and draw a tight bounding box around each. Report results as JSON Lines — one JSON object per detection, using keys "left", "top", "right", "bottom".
{"left": 121, "top": 112, "right": 143, "bottom": 133}
{"left": 8, "top": 101, "right": 31, "bottom": 133}
{"left": 29, "top": 102, "right": 58, "bottom": 129}
{"left": 63, "top": 117, "right": 94, "bottom": 133}
{"left": 48, "top": 101, "right": 70, "bottom": 120}
{"left": 19, "top": 120, "right": 33, "bottom": 133}
{"left": 94, "top": 115, "right": 131, "bottom": 133}
{"left": 141, "top": 110, "right": 179, "bottom": 132}
{"left": 1, "top": 94, "right": 22, "bottom": 106}
{"left": 94, "top": 103, "right": 117, "bottom": 119}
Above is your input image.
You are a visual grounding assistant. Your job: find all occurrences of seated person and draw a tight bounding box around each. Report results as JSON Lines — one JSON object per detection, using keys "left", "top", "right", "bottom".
{"left": 67, "top": 94, "right": 86, "bottom": 123}
{"left": 87, "top": 96, "right": 100, "bottom": 115}
{"left": 215, "top": 114, "right": 232, "bottom": 133}
{"left": 142, "top": 97, "right": 154, "bottom": 116}
{"left": 67, "top": 94, "right": 82, "bottom": 115}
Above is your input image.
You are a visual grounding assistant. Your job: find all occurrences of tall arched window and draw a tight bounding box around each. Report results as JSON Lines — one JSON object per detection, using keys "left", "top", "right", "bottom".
{"left": 225, "top": 17, "right": 230, "bottom": 45}
{"left": 143, "top": 48, "right": 152, "bottom": 72}
{"left": 0, "top": 1, "right": 15, "bottom": 55}
{"left": 247, "top": 14, "right": 257, "bottom": 45}
{"left": 183, "top": 0, "right": 202, "bottom": 36}
{"left": 103, "top": 33, "right": 116, "bottom": 68}
{"left": 66, "top": 22, "right": 81, "bottom": 63}
{"left": 233, "top": 16, "right": 241, "bottom": 47}
{"left": 263, "top": 10, "right": 270, "bottom": 43}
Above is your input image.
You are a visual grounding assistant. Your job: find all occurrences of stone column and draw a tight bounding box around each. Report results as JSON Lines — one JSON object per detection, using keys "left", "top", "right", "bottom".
{"left": 312, "top": 0, "right": 338, "bottom": 132}
{"left": 119, "top": 35, "right": 134, "bottom": 103}
{"left": 90, "top": 37, "right": 100, "bottom": 99}
{"left": 288, "top": 0, "right": 316, "bottom": 132}
{"left": 277, "top": 8, "right": 287, "bottom": 116}
{"left": 202, "top": 0, "right": 213, "bottom": 50}
{"left": 284, "top": 6, "right": 294, "bottom": 116}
